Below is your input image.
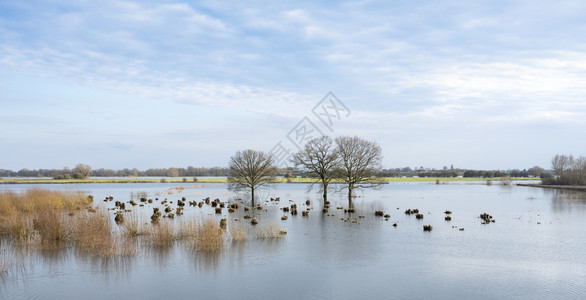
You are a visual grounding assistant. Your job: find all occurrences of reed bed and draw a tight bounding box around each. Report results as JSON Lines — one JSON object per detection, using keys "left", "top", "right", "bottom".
{"left": 229, "top": 221, "right": 247, "bottom": 241}
{"left": 0, "top": 187, "right": 293, "bottom": 279}
{"left": 121, "top": 212, "right": 149, "bottom": 238}
{"left": 0, "top": 189, "right": 91, "bottom": 217}
{"left": 181, "top": 218, "right": 225, "bottom": 252}
{"left": 254, "top": 222, "right": 286, "bottom": 239}
{"left": 0, "top": 189, "right": 89, "bottom": 248}
{"left": 72, "top": 210, "right": 115, "bottom": 256}
{"left": 34, "top": 210, "right": 71, "bottom": 250}
{"left": 150, "top": 221, "right": 175, "bottom": 248}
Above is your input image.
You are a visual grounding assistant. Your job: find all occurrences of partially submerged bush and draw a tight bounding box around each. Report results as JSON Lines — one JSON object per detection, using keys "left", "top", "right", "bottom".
{"left": 114, "top": 212, "right": 125, "bottom": 225}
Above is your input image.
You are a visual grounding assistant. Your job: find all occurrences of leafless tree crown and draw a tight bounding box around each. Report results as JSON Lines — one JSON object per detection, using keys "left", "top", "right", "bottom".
{"left": 335, "top": 136, "right": 383, "bottom": 185}
{"left": 335, "top": 136, "right": 383, "bottom": 206}
{"left": 228, "top": 149, "right": 277, "bottom": 205}
{"left": 291, "top": 136, "right": 339, "bottom": 203}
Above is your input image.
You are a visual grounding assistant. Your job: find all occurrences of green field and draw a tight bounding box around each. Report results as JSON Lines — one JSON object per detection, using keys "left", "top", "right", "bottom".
{"left": 0, "top": 177, "right": 538, "bottom": 185}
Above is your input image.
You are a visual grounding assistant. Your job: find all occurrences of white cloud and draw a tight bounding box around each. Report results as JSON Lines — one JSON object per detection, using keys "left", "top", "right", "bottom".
{"left": 2, "top": 0, "right": 586, "bottom": 169}
{"left": 461, "top": 18, "right": 497, "bottom": 29}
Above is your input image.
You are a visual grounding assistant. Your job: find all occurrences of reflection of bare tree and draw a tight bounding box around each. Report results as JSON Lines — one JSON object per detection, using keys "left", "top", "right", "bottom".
{"left": 545, "top": 189, "right": 586, "bottom": 212}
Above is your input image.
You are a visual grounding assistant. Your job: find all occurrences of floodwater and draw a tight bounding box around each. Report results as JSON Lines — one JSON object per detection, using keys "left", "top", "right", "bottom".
{"left": 1, "top": 181, "right": 585, "bottom": 299}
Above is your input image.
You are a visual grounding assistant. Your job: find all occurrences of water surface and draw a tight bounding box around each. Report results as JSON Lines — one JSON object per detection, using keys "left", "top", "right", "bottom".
{"left": 1, "top": 182, "right": 585, "bottom": 299}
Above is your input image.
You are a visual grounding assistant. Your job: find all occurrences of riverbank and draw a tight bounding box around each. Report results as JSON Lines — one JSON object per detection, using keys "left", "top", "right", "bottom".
{"left": 516, "top": 183, "right": 586, "bottom": 192}
{"left": 0, "top": 177, "right": 538, "bottom": 185}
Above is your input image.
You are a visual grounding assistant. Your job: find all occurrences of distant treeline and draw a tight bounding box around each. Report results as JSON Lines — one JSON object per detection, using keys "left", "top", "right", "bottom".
{"left": 376, "top": 166, "right": 545, "bottom": 178}
{"left": 0, "top": 166, "right": 230, "bottom": 178}
{"left": 1, "top": 165, "right": 547, "bottom": 179}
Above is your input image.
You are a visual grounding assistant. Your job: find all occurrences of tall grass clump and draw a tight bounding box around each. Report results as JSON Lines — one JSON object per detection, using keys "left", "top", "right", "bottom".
{"left": 121, "top": 212, "right": 148, "bottom": 238}
{"left": 150, "top": 221, "right": 175, "bottom": 248}
{"left": 181, "top": 218, "right": 224, "bottom": 252}
{"left": 33, "top": 210, "right": 71, "bottom": 250}
{"left": 196, "top": 219, "right": 224, "bottom": 252}
{"left": 3, "top": 216, "right": 35, "bottom": 243}
{"left": 255, "top": 222, "right": 286, "bottom": 239}
{"left": 72, "top": 210, "right": 115, "bottom": 256}
{"left": 229, "top": 221, "right": 247, "bottom": 241}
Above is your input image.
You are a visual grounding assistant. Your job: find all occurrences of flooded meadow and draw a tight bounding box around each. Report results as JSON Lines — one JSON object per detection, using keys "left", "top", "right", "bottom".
{"left": 1, "top": 181, "right": 585, "bottom": 299}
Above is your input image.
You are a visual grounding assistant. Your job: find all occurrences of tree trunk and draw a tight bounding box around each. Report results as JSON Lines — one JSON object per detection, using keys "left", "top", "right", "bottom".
{"left": 322, "top": 183, "right": 328, "bottom": 205}
{"left": 348, "top": 185, "right": 353, "bottom": 208}
{"left": 251, "top": 187, "right": 255, "bottom": 207}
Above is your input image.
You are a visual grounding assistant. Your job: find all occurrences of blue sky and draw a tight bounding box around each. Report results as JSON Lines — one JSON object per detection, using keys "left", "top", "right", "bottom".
{"left": 1, "top": 0, "right": 585, "bottom": 170}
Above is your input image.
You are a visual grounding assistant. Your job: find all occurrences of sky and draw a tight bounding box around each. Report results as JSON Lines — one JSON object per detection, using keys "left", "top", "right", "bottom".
{"left": 1, "top": 0, "right": 586, "bottom": 171}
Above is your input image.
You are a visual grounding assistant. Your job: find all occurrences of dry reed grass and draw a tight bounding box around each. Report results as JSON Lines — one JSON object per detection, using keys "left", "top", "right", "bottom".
{"left": 0, "top": 189, "right": 141, "bottom": 262}
{"left": 0, "top": 189, "right": 91, "bottom": 220}
{"left": 3, "top": 215, "right": 35, "bottom": 243}
{"left": 33, "top": 210, "right": 71, "bottom": 250}
{"left": 229, "top": 221, "right": 247, "bottom": 241}
{"left": 150, "top": 221, "right": 175, "bottom": 248}
{"left": 181, "top": 218, "right": 225, "bottom": 252}
{"left": 255, "top": 222, "right": 286, "bottom": 239}
{"left": 121, "top": 212, "right": 148, "bottom": 238}
{"left": 72, "top": 210, "right": 115, "bottom": 256}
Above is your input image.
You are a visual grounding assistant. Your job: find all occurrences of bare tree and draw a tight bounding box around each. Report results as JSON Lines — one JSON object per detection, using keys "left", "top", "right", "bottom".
{"left": 552, "top": 154, "right": 573, "bottom": 177}
{"left": 291, "top": 136, "right": 339, "bottom": 205}
{"left": 73, "top": 163, "right": 92, "bottom": 179}
{"left": 527, "top": 165, "right": 545, "bottom": 177}
{"left": 228, "top": 149, "right": 277, "bottom": 207}
{"left": 335, "top": 136, "right": 383, "bottom": 208}
{"left": 548, "top": 154, "right": 586, "bottom": 185}
{"left": 167, "top": 167, "right": 179, "bottom": 177}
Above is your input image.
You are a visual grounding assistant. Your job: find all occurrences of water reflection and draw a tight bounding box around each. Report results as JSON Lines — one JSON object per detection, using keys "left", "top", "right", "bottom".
{"left": 188, "top": 249, "right": 221, "bottom": 273}
{"left": 546, "top": 189, "right": 586, "bottom": 212}
{"left": 146, "top": 244, "right": 174, "bottom": 269}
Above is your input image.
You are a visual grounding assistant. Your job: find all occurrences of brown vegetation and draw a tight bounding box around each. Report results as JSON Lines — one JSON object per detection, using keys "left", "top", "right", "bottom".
{"left": 181, "top": 218, "right": 225, "bottom": 252}
{"left": 229, "top": 221, "right": 247, "bottom": 241}
{"left": 255, "top": 222, "right": 286, "bottom": 239}
{"left": 150, "top": 221, "right": 175, "bottom": 248}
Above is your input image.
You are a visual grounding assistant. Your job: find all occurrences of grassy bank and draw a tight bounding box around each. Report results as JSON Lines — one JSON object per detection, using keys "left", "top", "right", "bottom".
{"left": 0, "top": 177, "right": 538, "bottom": 185}
{"left": 0, "top": 178, "right": 227, "bottom": 184}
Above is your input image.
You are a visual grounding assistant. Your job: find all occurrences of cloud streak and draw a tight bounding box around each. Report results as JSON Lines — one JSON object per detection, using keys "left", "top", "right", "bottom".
{"left": 1, "top": 0, "right": 586, "bottom": 169}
